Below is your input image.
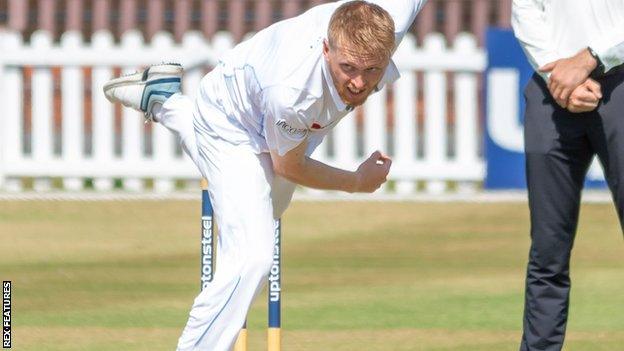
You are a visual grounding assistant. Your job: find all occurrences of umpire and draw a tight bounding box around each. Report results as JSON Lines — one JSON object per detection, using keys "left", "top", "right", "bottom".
{"left": 512, "top": 1, "right": 624, "bottom": 350}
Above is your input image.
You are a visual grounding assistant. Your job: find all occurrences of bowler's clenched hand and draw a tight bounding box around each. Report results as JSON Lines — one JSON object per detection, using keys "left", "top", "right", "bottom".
{"left": 354, "top": 151, "right": 392, "bottom": 193}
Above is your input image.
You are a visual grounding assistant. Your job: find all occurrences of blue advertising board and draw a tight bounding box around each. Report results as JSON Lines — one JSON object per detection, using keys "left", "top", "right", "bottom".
{"left": 484, "top": 28, "right": 606, "bottom": 189}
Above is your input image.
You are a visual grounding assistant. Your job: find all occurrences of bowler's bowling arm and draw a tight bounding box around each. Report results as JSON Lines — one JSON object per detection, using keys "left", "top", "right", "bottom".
{"left": 270, "top": 140, "right": 359, "bottom": 193}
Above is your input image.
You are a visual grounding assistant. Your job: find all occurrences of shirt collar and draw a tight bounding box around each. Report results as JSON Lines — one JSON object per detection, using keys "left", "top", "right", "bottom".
{"left": 321, "top": 57, "right": 353, "bottom": 113}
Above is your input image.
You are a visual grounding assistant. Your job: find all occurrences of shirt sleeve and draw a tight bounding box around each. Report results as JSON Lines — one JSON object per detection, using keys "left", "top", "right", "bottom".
{"left": 592, "top": 40, "right": 624, "bottom": 73}
{"left": 262, "top": 88, "right": 310, "bottom": 157}
{"left": 511, "top": 0, "right": 558, "bottom": 80}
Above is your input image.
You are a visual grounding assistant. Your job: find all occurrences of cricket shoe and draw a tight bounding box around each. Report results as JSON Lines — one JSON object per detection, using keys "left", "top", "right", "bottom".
{"left": 103, "top": 63, "right": 183, "bottom": 121}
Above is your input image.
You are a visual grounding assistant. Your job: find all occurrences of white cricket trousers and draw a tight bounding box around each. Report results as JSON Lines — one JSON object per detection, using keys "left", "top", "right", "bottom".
{"left": 155, "top": 93, "right": 295, "bottom": 351}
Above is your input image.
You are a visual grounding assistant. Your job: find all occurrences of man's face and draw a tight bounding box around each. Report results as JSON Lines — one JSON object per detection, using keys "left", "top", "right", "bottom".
{"left": 323, "top": 39, "right": 389, "bottom": 107}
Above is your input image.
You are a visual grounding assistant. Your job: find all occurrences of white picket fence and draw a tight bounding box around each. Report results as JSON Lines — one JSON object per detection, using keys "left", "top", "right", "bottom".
{"left": 0, "top": 30, "right": 486, "bottom": 194}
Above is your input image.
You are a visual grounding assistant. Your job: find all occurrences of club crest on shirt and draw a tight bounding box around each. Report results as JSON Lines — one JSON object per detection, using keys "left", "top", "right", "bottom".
{"left": 311, "top": 120, "right": 336, "bottom": 130}
{"left": 275, "top": 119, "right": 308, "bottom": 138}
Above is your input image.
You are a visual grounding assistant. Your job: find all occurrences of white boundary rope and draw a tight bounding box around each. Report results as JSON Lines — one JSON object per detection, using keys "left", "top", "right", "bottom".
{"left": 0, "top": 190, "right": 612, "bottom": 203}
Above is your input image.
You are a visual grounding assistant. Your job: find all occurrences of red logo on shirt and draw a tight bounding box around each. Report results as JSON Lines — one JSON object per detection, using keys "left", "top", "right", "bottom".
{"left": 310, "top": 121, "right": 335, "bottom": 130}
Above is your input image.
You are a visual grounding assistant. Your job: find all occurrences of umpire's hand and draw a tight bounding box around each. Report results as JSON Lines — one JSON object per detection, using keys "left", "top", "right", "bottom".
{"left": 540, "top": 48, "right": 599, "bottom": 108}
{"left": 566, "top": 78, "right": 602, "bottom": 113}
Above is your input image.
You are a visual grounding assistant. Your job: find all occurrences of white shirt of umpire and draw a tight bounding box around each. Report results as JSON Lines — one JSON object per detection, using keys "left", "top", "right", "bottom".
{"left": 512, "top": 0, "right": 624, "bottom": 80}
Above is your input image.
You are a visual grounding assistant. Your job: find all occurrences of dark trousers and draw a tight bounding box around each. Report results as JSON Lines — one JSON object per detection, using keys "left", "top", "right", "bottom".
{"left": 520, "top": 71, "right": 624, "bottom": 351}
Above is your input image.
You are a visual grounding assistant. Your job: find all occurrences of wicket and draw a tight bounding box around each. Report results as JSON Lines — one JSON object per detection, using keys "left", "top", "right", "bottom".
{"left": 200, "top": 179, "right": 282, "bottom": 351}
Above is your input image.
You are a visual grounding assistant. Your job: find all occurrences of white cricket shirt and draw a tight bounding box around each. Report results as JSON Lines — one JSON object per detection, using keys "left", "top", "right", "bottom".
{"left": 512, "top": 0, "right": 624, "bottom": 79}
{"left": 194, "top": 0, "right": 426, "bottom": 156}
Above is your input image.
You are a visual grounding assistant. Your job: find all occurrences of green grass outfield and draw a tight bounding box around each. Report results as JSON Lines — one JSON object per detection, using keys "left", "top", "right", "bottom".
{"left": 1, "top": 200, "right": 623, "bottom": 350}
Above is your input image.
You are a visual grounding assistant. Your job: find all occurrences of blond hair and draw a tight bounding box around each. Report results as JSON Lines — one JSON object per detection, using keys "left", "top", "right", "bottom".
{"left": 327, "top": 1, "right": 395, "bottom": 60}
